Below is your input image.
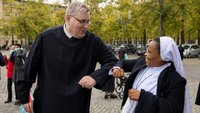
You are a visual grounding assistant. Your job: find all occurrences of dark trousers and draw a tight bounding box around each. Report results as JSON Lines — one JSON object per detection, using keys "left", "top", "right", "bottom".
{"left": 195, "top": 82, "right": 200, "bottom": 105}
{"left": 14, "top": 82, "right": 19, "bottom": 100}
{"left": 7, "top": 78, "right": 12, "bottom": 101}
{"left": 101, "top": 77, "right": 115, "bottom": 92}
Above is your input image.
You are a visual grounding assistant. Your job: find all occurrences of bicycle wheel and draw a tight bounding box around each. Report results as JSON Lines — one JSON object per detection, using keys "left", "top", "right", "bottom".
{"left": 115, "top": 85, "right": 124, "bottom": 94}
{"left": 119, "top": 91, "right": 124, "bottom": 99}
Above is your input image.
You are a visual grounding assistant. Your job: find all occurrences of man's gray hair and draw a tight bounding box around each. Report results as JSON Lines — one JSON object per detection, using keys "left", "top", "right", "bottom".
{"left": 65, "top": 2, "right": 90, "bottom": 16}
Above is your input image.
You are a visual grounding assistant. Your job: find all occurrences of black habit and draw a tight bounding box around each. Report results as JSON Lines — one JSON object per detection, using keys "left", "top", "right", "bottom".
{"left": 115, "top": 56, "right": 186, "bottom": 113}
{"left": 16, "top": 25, "right": 118, "bottom": 113}
{"left": 195, "top": 82, "right": 200, "bottom": 105}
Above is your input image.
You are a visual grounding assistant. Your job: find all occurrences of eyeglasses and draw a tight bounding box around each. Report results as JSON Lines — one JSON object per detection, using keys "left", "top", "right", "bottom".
{"left": 70, "top": 15, "right": 91, "bottom": 25}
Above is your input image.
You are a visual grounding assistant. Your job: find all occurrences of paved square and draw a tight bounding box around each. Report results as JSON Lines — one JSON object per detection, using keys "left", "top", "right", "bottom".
{"left": 0, "top": 53, "right": 199, "bottom": 113}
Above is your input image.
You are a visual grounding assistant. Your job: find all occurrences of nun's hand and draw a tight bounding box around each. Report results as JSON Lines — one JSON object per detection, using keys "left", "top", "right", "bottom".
{"left": 112, "top": 68, "right": 125, "bottom": 78}
{"left": 79, "top": 76, "right": 96, "bottom": 89}
{"left": 128, "top": 89, "right": 140, "bottom": 101}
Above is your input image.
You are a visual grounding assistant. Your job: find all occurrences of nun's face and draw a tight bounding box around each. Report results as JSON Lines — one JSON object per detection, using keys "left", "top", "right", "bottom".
{"left": 145, "top": 40, "right": 163, "bottom": 67}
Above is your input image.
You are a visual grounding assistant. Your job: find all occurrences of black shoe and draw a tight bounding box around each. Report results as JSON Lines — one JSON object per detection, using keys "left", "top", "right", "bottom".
{"left": 110, "top": 94, "right": 117, "bottom": 98}
{"left": 104, "top": 94, "right": 109, "bottom": 99}
{"left": 4, "top": 100, "right": 11, "bottom": 103}
{"left": 14, "top": 100, "right": 20, "bottom": 105}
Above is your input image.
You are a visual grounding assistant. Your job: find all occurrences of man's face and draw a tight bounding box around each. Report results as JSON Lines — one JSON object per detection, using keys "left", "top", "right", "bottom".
{"left": 65, "top": 11, "right": 90, "bottom": 39}
{"left": 145, "top": 40, "right": 162, "bottom": 67}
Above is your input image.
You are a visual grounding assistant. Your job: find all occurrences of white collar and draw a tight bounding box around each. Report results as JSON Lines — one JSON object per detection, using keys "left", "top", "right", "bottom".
{"left": 63, "top": 24, "right": 72, "bottom": 39}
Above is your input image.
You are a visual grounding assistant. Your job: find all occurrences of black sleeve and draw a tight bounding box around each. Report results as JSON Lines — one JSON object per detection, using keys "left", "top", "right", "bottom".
{"left": 0, "top": 52, "right": 6, "bottom": 66}
{"left": 114, "top": 57, "right": 140, "bottom": 72}
{"left": 16, "top": 81, "right": 32, "bottom": 104}
{"left": 90, "top": 38, "right": 118, "bottom": 89}
{"left": 17, "top": 34, "right": 43, "bottom": 104}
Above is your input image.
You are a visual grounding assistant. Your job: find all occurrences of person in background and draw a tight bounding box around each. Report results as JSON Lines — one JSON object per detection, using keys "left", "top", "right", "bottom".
{"left": 16, "top": 2, "right": 118, "bottom": 113}
{"left": 101, "top": 76, "right": 118, "bottom": 99}
{"left": 118, "top": 45, "right": 128, "bottom": 87}
{"left": 0, "top": 50, "right": 6, "bottom": 80}
{"left": 118, "top": 45, "right": 126, "bottom": 60}
{"left": 4, "top": 45, "right": 15, "bottom": 103}
{"left": 112, "top": 36, "right": 192, "bottom": 113}
{"left": 101, "top": 45, "right": 118, "bottom": 99}
{"left": 10, "top": 43, "right": 26, "bottom": 105}
{"left": 178, "top": 44, "right": 184, "bottom": 60}
{"left": 100, "top": 67, "right": 117, "bottom": 99}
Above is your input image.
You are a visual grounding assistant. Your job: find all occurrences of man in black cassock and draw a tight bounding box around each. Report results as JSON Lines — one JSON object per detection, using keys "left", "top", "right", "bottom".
{"left": 16, "top": 2, "right": 118, "bottom": 113}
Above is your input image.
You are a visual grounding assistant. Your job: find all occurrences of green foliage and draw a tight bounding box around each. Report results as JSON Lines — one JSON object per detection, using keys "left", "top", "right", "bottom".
{"left": 1, "top": 0, "right": 65, "bottom": 46}
{"left": 88, "top": 0, "right": 200, "bottom": 44}
{"left": 1, "top": 0, "right": 200, "bottom": 46}
{"left": 15, "top": 2, "right": 52, "bottom": 38}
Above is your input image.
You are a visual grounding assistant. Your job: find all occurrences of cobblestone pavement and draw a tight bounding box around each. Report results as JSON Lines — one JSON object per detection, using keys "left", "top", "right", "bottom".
{"left": 0, "top": 53, "right": 199, "bottom": 113}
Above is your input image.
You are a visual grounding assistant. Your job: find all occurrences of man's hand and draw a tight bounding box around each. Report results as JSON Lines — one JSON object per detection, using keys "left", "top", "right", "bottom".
{"left": 23, "top": 103, "right": 31, "bottom": 113}
{"left": 128, "top": 89, "right": 140, "bottom": 101}
{"left": 112, "top": 68, "right": 125, "bottom": 78}
{"left": 79, "top": 76, "right": 96, "bottom": 89}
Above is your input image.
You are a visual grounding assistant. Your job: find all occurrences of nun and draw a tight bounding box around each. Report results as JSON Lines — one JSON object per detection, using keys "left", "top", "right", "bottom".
{"left": 112, "top": 36, "right": 192, "bottom": 113}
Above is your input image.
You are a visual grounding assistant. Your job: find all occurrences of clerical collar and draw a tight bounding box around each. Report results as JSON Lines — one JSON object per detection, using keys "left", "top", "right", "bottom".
{"left": 63, "top": 24, "right": 72, "bottom": 39}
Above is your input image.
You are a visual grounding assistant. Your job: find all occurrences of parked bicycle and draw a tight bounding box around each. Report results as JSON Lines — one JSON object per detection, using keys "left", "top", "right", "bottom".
{"left": 115, "top": 73, "right": 130, "bottom": 99}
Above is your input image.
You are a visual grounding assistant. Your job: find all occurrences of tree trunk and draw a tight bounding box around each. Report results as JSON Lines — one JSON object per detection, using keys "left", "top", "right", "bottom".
{"left": 180, "top": 4, "right": 185, "bottom": 44}
{"left": 143, "top": 29, "right": 146, "bottom": 47}
{"left": 11, "top": 35, "right": 14, "bottom": 45}
{"left": 177, "top": 34, "right": 180, "bottom": 45}
{"left": 198, "top": 29, "right": 200, "bottom": 45}
{"left": 159, "top": 0, "right": 163, "bottom": 36}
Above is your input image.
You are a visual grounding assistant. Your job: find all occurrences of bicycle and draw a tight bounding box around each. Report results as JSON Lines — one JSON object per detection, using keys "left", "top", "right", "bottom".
{"left": 115, "top": 73, "right": 130, "bottom": 99}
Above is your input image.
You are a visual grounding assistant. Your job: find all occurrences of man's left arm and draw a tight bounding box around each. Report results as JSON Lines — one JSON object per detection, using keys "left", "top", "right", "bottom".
{"left": 79, "top": 38, "right": 118, "bottom": 89}
{"left": 89, "top": 39, "right": 118, "bottom": 89}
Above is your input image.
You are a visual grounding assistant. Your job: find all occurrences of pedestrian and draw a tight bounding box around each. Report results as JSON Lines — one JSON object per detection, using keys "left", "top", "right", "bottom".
{"left": 4, "top": 45, "right": 15, "bottom": 103}
{"left": 112, "top": 36, "right": 192, "bottom": 113}
{"left": 0, "top": 50, "right": 6, "bottom": 80}
{"left": 195, "top": 82, "right": 200, "bottom": 105}
{"left": 118, "top": 45, "right": 126, "bottom": 60}
{"left": 16, "top": 2, "right": 118, "bottom": 113}
{"left": 178, "top": 44, "right": 184, "bottom": 60}
{"left": 117, "top": 45, "right": 127, "bottom": 87}
{"left": 10, "top": 43, "right": 26, "bottom": 105}
{"left": 101, "top": 74, "right": 117, "bottom": 99}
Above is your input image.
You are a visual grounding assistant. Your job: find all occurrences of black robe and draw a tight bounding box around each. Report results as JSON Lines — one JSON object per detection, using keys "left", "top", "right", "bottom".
{"left": 17, "top": 25, "right": 118, "bottom": 113}
{"left": 115, "top": 56, "right": 186, "bottom": 113}
{"left": 195, "top": 82, "right": 200, "bottom": 105}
